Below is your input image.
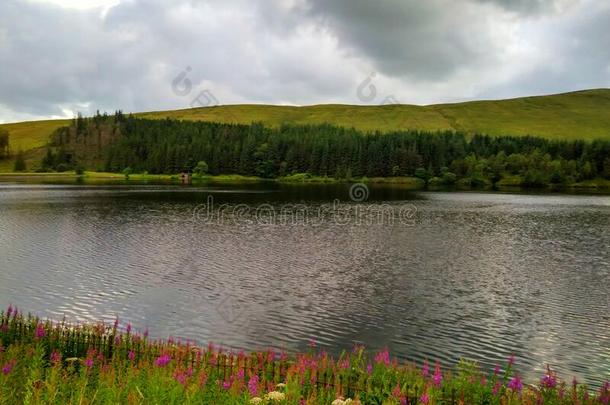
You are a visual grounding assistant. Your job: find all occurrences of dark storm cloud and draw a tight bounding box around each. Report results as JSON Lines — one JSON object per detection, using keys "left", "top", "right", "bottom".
{"left": 0, "top": 0, "right": 608, "bottom": 122}
{"left": 305, "top": 0, "right": 498, "bottom": 80}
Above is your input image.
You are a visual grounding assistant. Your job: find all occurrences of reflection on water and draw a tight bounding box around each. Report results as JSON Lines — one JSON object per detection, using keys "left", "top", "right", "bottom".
{"left": 0, "top": 182, "right": 609, "bottom": 386}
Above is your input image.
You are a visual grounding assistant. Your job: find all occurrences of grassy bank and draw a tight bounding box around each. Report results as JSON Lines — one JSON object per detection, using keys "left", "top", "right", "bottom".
{"left": 1, "top": 308, "right": 608, "bottom": 404}
{"left": 3, "top": 171, "right": 610, "bottom": 193}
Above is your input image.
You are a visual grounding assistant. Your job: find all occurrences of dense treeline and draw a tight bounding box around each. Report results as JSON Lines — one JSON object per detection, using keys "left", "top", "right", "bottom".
{"left": 45, "top": 112, "right": 610, "bottom": 186}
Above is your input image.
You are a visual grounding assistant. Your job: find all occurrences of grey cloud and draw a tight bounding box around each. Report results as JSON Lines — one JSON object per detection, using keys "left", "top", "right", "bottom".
{"left": 304, "top": 0, "right": 505, "bottom": 80}
{"left": 0, "top": 0, "right": 608, "bottom": 122}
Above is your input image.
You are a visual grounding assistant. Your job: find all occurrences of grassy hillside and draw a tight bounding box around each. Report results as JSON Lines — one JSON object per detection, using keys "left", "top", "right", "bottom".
{"left": 138, "top": 89, "right": 610, "bottom": 139}
{"left": 0, "top": 119, "right": 70, "bottom": 171}
{"left": 1, "top": 89, "right": 609, "bottom": 171}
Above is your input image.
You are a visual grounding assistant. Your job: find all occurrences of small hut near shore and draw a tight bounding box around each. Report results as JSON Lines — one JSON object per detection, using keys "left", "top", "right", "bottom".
{"left": 180, "top": 170, "right": 192, "bottom": 184}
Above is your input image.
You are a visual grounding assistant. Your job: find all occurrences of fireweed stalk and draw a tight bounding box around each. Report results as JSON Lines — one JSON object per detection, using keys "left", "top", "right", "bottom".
{"left": 0, "top": 308, "right": 609, "bottom": 404}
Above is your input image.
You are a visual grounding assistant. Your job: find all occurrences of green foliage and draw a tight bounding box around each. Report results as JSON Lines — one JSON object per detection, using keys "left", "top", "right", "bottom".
{"left": 13, "top": 151, "right": 26, "bottom": 171}
{"left": 122, "top": 166, "right": 133, "bottom": 179}
{"left": 193, "top": 160, "right": 209, "bottom": 176}
{"left": 0, "top": 128, "right": 9, "bottom": 159}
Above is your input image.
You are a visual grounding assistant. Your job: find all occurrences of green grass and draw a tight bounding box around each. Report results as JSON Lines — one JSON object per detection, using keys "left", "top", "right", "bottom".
{"left": 137, "top": 89, "right": 610, "bottom": 140}
{"left": 1, "top": 89, "right": 610, "bottom": 173}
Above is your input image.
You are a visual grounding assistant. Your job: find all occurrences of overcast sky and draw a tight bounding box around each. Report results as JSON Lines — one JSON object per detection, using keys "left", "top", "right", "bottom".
{"left": 1, "top": 0, "right": 609, "bottom": 123}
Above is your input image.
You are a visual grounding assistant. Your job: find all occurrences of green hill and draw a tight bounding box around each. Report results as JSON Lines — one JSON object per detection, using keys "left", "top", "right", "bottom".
{"left": 2, "top": 89, "right": 610, "bottom": 171}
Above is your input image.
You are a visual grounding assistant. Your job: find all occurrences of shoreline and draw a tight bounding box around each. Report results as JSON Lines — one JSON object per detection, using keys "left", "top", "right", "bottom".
{"left": 1, "top": 171, "right": 609, "bottom": 193}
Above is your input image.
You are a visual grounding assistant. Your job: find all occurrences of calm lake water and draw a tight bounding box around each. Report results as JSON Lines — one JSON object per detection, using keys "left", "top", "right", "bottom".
{"left": 0, "top": 181, "right": 609, "bottom": 386}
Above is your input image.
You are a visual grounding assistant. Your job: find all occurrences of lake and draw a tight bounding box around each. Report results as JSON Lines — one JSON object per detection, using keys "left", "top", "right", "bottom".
{"left": 0, "top": 180, "right": 608, "bottom": 387}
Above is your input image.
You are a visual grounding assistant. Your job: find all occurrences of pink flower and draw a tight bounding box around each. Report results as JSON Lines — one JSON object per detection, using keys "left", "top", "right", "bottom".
{"left": 492, "top": 381, "right": 502, "bottom": 395}
{"left": 248, "top": 375, "right": 259, "bottom": 396}
{"left": 174, "top": 369, "right": 188, "bottom": 386}
{"left": 422, "top": 360, "right": 430, "bottom": 377}
{"left": 392, "top": 383, "right": 401, "bottom": 398}
{"left": 2, "top": 360, "right": 16, "bottom": 375}
{"left": 433, "top": 362, "right": 443, "bottom": 387}
{"left": 128, "top": 351, "right": 135, "bottom": 361}
{"left": 508, "top": 354, "right": 515, "bottom": 366}
{"left": 374, "top": 348, "right": 390, "bottom": 366}
{"left": 35, "top": 323, "right": 45, "bottom": 339}
{"left": 50, "top": 351, "right": 61, "bottom": 364}
{"left": 366, "top": 363, "right": 373, "bottom": 375}
{"left": 126, "top": 323, "right": 132, "bottom": 334}
{"left": 541, "top": 373, "right": 557, "bottom": 389}
{"left": 84, "top": 358, "right": 94, "bottom": 368}
{"left": 508, "top": 375, "right": 523, "bottom": 392}
{"left": 494, "top": 364, "right": 500, "bottom": 375}
{"left": 155, "top": 353, "right": 171, "bottom": 367}
{"left": 420, "top": 391, "right": 430, "bottom": 404}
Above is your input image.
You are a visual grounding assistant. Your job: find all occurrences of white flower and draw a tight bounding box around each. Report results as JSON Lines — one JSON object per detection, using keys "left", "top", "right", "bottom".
{"left": 276, "top": 382, "right": 286, "bottom": 389}
{"left": 332, "top": 398, "right": 354, "bottom": 405}
{"left": 265, "top": 391, "right": 286, "bottom": 401}
{"left": 249, "top": 398, "right": 263, "bottom": 404}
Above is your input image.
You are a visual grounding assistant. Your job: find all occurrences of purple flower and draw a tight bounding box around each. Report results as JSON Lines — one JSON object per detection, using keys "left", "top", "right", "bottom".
{"left": 420, "top": 391, "right": 430, "bottom": 404}
{"left": 494, "top": 364, "right": 500, "bottom": 375}
{"left": 508, "top": 375, "right": 523, "bottom": 392}
{"left": 492, "top": 381, "right": 502, "bottom": 395}
{"left": 541, "top": 373, "right": 557, "bottom": 389}
{"left": 2, "top": 360, "right": 16, "bottom": 375}
{"left": 6, "top": 304, "right": 13, "bottom": 318}
{"left": 366, "top": 363, "right": 373, "bottom": 375}
{"left": 126, "top": 323, "right": 132, "bottom": 334}
{"left": 248, "top": 375, "right": 259, "bottom": 396}
{"left": 35, "top": 323, "right": 45, "bottom": 339}
{"left": 84, "top": 358, "right": 94, "bottom": 368}
{"left": 128, "top": 351, "right": 135, "bottom": 361}
{"left": 155, "top": 353, "right": 171, "bottom": 367}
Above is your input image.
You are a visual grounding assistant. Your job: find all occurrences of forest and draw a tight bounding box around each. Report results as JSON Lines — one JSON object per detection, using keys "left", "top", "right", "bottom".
{"left": 43, "top": 111, "right": 610, "bottom": 187}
